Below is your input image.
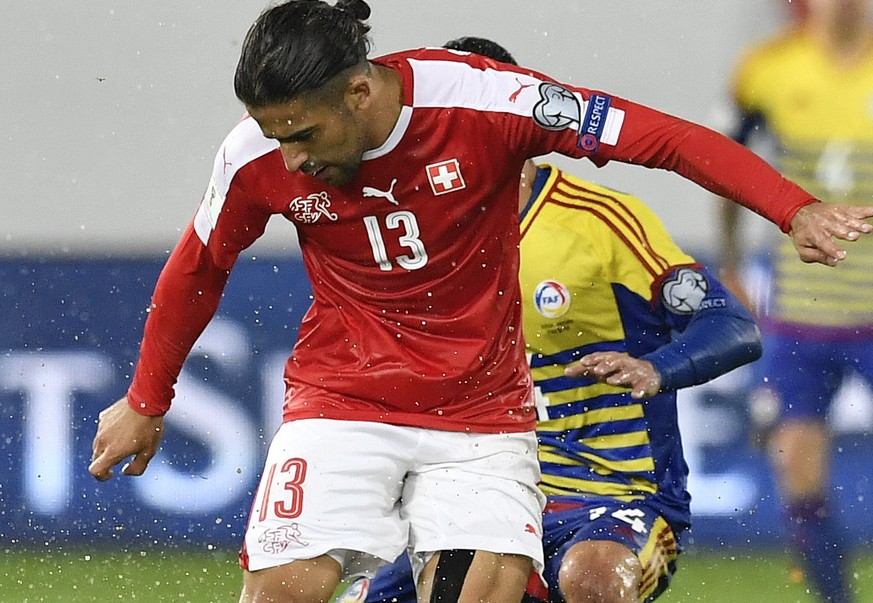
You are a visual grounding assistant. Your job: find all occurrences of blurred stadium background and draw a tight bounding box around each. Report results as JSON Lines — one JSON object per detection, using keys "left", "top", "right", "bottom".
{"left": 2, "top": 1, "right": 871, "bottom": 601}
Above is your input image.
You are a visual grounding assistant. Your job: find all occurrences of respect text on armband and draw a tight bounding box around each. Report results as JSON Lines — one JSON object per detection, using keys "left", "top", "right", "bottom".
{"left": 577, "top": 94, "right": 611, "bottom": 153}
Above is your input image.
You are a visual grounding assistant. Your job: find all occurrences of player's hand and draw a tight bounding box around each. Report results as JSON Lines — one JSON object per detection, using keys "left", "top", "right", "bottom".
{"left": 89, "top": 396, "right": 164, "bottom": 482}
{"left": 566, "top": 352, "right": 661, "bottom": 399}
{"left": 789, "top": 202, "right": 873, "bottom": 266}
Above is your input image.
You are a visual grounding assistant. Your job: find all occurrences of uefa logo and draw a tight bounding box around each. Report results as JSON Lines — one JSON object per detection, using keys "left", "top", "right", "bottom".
{"left": 533, "top": 280, "right": 571, "bottom": 319}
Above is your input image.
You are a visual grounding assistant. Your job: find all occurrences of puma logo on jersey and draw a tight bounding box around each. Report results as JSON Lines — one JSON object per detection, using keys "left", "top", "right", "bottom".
{"left": 509, "top": 78, "right": 534, "bottom": 103}
{"left": 362, "top": 178, "right": 399, "bottom": 205}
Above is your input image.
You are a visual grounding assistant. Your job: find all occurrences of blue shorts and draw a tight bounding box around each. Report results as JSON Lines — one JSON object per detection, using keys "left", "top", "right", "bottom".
{"left": 540, "top": 497, "right": 680, "bottom": 603}
{"left": 358, "top": 497, "right": 682, "bottom": 603}
{"left": 362, "top": 556, "right": 415, "bottom": 603}
{"left": 755, "top": 333, "right": 873, "bottom": 420}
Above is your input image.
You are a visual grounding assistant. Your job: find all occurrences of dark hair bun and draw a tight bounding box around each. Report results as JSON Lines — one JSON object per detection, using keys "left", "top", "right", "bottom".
{"left": 335, "top": 0, "right": 371, "bottom": 20}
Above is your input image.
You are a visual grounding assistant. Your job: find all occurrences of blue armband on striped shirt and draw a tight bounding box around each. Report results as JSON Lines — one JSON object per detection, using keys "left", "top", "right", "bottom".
{"left": 640, "top": 274, "right": 762, "bottom": 392}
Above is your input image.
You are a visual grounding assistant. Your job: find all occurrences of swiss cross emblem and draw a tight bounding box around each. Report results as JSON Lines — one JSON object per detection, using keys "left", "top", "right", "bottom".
{"left": 426, "top": 159, "right": 466, "bottom": 196}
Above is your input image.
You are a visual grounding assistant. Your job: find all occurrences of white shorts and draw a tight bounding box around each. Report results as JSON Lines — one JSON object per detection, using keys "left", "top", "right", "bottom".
{"left": 241, "top": 419, "right": 545, "bottom": 576}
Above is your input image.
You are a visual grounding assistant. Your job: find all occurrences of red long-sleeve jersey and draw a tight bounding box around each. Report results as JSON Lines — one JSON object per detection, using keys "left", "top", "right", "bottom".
{"left": 127, "top": 48, "right": 814, "bottom": 433}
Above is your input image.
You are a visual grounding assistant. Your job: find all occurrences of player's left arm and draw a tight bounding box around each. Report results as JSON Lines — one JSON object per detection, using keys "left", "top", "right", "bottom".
{"left": 567, "top": 265, "right": 761, "bottom": 399}
{"left": 608, "top": 99, "right": 873, "bottom": 265}
{"left": 505, "top": 74, "right": 872, "bottom": 266}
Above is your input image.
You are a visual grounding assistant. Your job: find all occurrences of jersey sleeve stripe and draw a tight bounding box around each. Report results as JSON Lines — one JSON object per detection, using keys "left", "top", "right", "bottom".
{"left": 522, "top": 167, "right": 673, "bottom": 277}
{"left": 193, "top": 117, "right": 279, "bottom": 246}
{"left": 549, "top": 198, "right": 666, "bottom": 278}
{"left": 193, "top": 200, "right": 212, "bottom": 245}
{"left": 212, "top": 117, "right": 279, "bottom": 197}
{"left": 553, "top": 175, "right": 672, "bottom": 273}
{"left": 408, "top": 58, "right": 542, "bottom": 116}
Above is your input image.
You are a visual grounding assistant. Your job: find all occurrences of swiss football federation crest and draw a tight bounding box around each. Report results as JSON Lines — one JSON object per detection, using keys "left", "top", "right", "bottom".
{"left": 257, "top": 524, "right": 309, "bottom": 554}
{"left": 426, "top": 159, "right": 466, "bottom": 196}
{"left": 288, "top": 191, "right": 338, "bottom": 224}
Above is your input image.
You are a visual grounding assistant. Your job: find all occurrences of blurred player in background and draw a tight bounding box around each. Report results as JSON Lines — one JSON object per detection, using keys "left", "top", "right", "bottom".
{"left": 89, "top": 1, "right": 873, "bottom": 601}
{"left": 338, "top": 37, "right": 764, "bottom": 603}
{"left": 719, "top": 0, "right": 873, "bottom": 601}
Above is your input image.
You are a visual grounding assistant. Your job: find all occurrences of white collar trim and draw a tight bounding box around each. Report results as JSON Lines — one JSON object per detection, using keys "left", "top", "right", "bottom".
{"left": 362, "top": 105, "right": 412, "bottom": 161}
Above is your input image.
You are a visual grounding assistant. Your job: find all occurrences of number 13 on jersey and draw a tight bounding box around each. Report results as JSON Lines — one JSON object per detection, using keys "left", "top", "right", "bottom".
{"left": 364, "top": 211, "right": 429, "bottom": 271}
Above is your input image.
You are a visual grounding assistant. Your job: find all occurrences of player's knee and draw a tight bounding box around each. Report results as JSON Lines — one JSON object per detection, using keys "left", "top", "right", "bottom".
{"left": 558, "top": 541, "right": 641, "bottom": 603}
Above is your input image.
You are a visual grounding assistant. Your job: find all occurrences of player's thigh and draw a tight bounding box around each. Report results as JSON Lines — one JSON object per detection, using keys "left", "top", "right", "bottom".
{"left": 417, "top": 550, "right": 531, "bottom": 603}
{"left": 242, "top": 419, "right": 410, "bottom": 574}
{"left": 357, "top": 550, "right": 531, "bottom": 603}
{"left": 240, "top": 555, "right": 342, "bottom": 603}
{"left": 542, "top": 499, "right": 679, "bottom": 603}
{"left": 402, "top": 430, "right": 545, "bottom": 571}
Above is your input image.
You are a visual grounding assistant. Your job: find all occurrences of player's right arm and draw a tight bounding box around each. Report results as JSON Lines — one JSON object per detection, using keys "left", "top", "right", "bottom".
{"left": 89, "top": 396, "right": 163, "bottom": 481}
{"left": 89, "top": 120, "right": 276, "bottom": 482}
{"left": 89, "top": 224, "right": 233, "bottom": 481}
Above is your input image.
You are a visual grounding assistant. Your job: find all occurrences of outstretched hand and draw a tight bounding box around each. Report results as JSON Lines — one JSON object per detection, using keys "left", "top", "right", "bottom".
{"left": 789, "top": 203, "right": 873, "bottom": 266}
{"left": 89, "top": 396, "right": 164, "bottom": 482}
{"left": 565, "top": 351, "right": 661, "bottom": 399}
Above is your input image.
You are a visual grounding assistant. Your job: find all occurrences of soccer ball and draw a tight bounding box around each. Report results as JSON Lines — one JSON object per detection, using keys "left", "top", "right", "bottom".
{"left": 336, "top": 577, "right": 370, "bottom": 603}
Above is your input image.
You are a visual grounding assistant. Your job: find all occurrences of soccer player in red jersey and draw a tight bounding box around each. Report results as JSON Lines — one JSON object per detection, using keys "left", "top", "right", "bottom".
{"left": 337, "top": 36, "right": 760, "bottom": 603}
{"left": 89, "top": 2, "right": 873, "bottom": 602}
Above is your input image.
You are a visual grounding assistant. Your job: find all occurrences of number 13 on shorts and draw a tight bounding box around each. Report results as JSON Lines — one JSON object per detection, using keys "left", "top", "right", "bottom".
{"left": 257, "top": 457, "right": 308, "bottom": 521}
